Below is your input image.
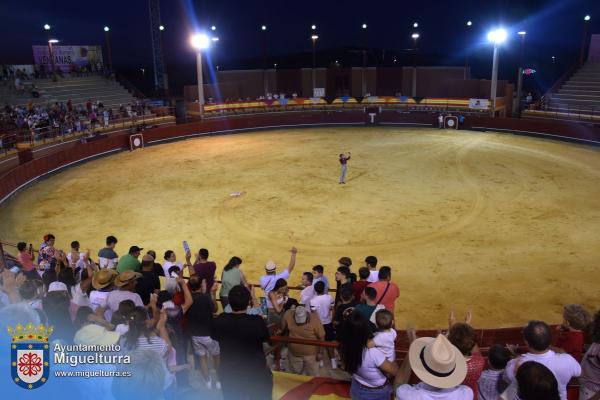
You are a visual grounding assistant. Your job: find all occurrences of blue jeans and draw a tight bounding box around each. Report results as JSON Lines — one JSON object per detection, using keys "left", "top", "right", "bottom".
{"left": 350, "top": 378, "right": 392, "bottom": 400}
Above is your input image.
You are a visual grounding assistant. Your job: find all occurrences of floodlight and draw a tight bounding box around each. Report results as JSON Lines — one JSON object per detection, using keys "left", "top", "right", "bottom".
{"left": 311, "top": 25, "right": 316, "bottom": 30}
{"left": 191, "top": 34, "right": 210, "bottom": 50}
{"left": 211, "top": 25, "right": 216, "bottom": 31}
{"left": 412, "top": 33, "right": 420, "bottom": 39}
{"left": 413, "top": 22, "right": 418, "bottom": 28}
{"left": 104, "top": 26, "right": 109, "bottom": 32}
{"left": 159, "top": 25, "right": 165, "bottom": 31}
{"left": 518, "top": 31, "right": 526, "bottom": 36}
{"left": 487, "top": 28, "right": 507, "bottom": 44}
{"left": 584, "top": 15, "right": 591, "bottom": 21}
{"left": 467, "top": 21, "right": 472, "bottom": 26}
{"left": 362, "top": 23, "right": 367, "bottom": 29}
{"left": 311, "top": 34, "right": 319, "bottom": 40}
{"left": 48, "top": 39, "right": 59, "bottom": 44}
{"left": 261, "top": 25, "right": 267, "bottom": 31}
{"left": 44, "top": 24, "right": 51, "bottom": 30}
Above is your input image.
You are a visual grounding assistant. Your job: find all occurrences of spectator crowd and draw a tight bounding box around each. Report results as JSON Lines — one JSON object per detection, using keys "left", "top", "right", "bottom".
{"left": 0, "top": 233, "right": 598, "bottom": 400}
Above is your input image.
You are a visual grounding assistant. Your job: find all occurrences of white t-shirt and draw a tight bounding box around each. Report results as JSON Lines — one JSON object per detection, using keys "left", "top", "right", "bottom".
{"left": 260, "top": 270, "right": 290, "bottom": 307}
{"left": 396, "top": 383, "right": 473, "bottom": 400}
{"left": 107, "top": 290, "right": 144, "bottom": 313}
{"left": 89, "top": 290, "right": 110, "bottom": 311}
{"left": 70, "top": 284, "right": 90, "bottom": 307}
{"left": 503, "top": 350, "right": 581, "bottom": 400}
{"left": 300, "top": 285, "right": 315, "bottom": 306}
{"left": 373, "top": 329, "right": 397, "bottom": 361}
{"left": 367, "top": 270, "right": 379, "bottom": 283}
{"left": 309, "top": 294, "right": 334, "bottom": 325}
{"left": 162, "top": 261, "right": 183, "bottom": 277}
{"left": 353, "top": 347, "right": 388, "bottom": 388}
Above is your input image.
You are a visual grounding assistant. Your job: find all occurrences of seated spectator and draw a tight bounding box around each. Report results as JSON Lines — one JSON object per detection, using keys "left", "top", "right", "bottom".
{"left": 219, "top": 256, "right": 247, "bottom": 307}
{"left": 98, "top": 235, "right": 119, "bottom": 269}
{"left": 503, "top": 320, "right": 581, "bottom": 400}
{"left": 373, "top": 309, "right": 396, "bottom": 362}
{"left": 355, "top": 286, "right": 385, "bottom": 325}
{"left": 309, "top": 280, "right": 336, "bottom": 369}
{"left": 554, "top": 304, "right": 590, "bottom": 362}
{"left": 339, "top": 311, "right": 398, "bottom": 399}
{"left": 267, "top": 278, "right": 289, "bottom": 325}
{"left": 312, "top": 264, "right": 329, "bottom": 293}
{"left": 90, "top": 269, "right": 117, "bottom": 311}
{"left": 515, "top": 361, "right": 560, "bottom": 400}
{"left": 211, "top": 285, "right": 272, "bottom": 400}
{"left": 187, "top": 276, "right": 220, "bottom": 389}
{"left": 299, "top": 271, "right": 315, "bottom": 306}
{"left": 580, "top": 310, "right": 600, "bottom": 400}
{"left": 352, "top": 267, "right": 370, "bottom": 302}
{"left": 281, "top": 305, "right": 325, "bottom": 376}
{"left": 477, "top": 344, "right": 511, "bottom": 400}
{"left": 447, "top": 318, "right": 485, "bottom": 399}
{"left": 365, "top": 255, "right": 379, "bottom": 282}
{"left": 394, "top": 331, "right": 472, "bottom": 399}
{"left": 117, "top": 246, "right": 142, "bottom": 273}
{"left": 367, "top": 266, "right": 399, "bottom": 314}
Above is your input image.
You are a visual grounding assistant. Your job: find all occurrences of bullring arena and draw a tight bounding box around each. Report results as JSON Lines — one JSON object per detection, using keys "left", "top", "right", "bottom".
{"left": 1, "top": 120, "right": 599, "bottom": 328}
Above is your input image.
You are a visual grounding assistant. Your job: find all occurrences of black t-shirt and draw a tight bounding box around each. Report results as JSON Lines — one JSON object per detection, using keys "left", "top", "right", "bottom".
{"left": 333, "top": 300, "right": 357, "bottom": 328}
{"left": 135, "top": 271, "right": 160, "bottom": 305}
{"left": 335, "top": 282, "right": 353, "bottom": 306}
{"left": 187, "top": 293, "right": 215, "bottom": 337}
{"left": 152, "top": 262, "right": 165, "bottom": 277}
{"left": 211, "top": 313, "right": 270, "bottom": 369}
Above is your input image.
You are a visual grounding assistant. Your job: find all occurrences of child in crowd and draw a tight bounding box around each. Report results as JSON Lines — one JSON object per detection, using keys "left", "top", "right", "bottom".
{"left": 372, "top": 309, "right": 396, "bottom": 362}
{"left": 312, "top": 265, "right": 329, "bottom": 293}
{"left": 554, "top": 304, "right": 590, "bottom": 362}
{"left": 477, "top": 344, "right": 511, "bottom": 400}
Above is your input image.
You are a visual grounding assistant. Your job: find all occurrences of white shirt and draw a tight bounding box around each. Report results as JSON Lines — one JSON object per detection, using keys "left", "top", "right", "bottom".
{"left": 503, "top": 350, "right": 581, "bottom": 400}
{"left": 162, "top": 261, "right": 183, "bottom": 277}
{"left": 89, "top": 290, "right": 110, "bottom": 311}
{"left": 396, "top": 383, "right": 473, "bottom": 400}
{"left": 309, "top": 294, "right": 333, "bottom": 325}
{"left": 70, "top": 284, "right": 90, "bottom": 307}
{"left": 373, "top": 329, "right": 397, "bottom": 361}
{"left": 353, "top": 347, "right": 387, "bottom": 387}
{"left": 107, "top": 290, "right": 144, "bottom": 312}
{"left": 300, "top": 285, "right": 315, "bottom": 306}
{"left": 98, "top": 257, "right": 118, "bottom": 269}
{"left": 260, "top": 270, "right": 290, "bottom": 307}
{"left": 367, "top": 270, "right": 379, "bottom": 283}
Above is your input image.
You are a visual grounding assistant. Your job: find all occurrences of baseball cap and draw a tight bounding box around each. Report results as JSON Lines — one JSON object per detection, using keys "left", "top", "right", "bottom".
{"left": 48, "top": 281, "right": 68, "bottom": 293}
{"left": 129, "top": 246, "right": 143, "bottom": 253}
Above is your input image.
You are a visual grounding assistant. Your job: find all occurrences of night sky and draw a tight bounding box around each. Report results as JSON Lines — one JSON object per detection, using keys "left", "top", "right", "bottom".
{"left": 2, "top": 0, "right": 599, "bottom": 92}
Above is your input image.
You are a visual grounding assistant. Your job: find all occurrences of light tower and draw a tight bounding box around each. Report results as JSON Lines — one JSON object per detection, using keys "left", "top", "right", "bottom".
{"left": 148, "top": 0, "right": 166, "bottom": 94}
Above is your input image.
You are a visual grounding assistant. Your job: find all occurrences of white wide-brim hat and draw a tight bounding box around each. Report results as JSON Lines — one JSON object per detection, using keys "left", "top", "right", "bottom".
{"left": 408, "top": 334, "right": 467, "bottom": 389}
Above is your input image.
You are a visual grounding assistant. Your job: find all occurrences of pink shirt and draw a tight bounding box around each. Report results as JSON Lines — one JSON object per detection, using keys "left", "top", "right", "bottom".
{"left": 17, "top": 251, "right": 35, "bottom": 271}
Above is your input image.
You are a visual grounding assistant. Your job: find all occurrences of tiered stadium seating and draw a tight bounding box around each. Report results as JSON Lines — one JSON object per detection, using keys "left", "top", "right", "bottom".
{"left": 547, "top": 62, "right": 600, "bottom": 113}
{"left": 0, "top": 75, "right": 137, "bottom": 110}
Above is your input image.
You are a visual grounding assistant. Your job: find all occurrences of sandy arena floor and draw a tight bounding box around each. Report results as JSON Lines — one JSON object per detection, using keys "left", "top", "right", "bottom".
{"left": 1, "top": 127, "right": 599, "bottom": 328}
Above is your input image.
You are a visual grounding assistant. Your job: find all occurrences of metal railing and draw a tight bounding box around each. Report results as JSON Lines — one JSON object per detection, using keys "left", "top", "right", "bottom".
{"left": 525, "top": 103, "right": 600, "bottom": 122}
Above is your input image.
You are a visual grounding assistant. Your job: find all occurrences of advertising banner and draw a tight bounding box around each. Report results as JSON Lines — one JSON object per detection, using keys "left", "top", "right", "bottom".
{"left": 469, "top": 98, "right": 490, "bottom": 110}
{"left": 32, "top": 45, "right": 104, "bottom": 72}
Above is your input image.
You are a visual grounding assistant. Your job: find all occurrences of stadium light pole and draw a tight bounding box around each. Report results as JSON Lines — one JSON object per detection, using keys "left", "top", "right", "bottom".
{"left": 580, "top": 15, "right": 591, "bottom": 65}
{"left": 191, "top": 33, "right": 211, "bottom": 120}
{"left": 43, "top": 24, "right": 57, "bottom": 81}
{"left": 465, "top": 21, "right": 473, "bottom": 79}
{"left": 488, "top": 28, "right": 507, "bottom": 118}
{"left": 411, "top": 33, "right": 420, "bottom": 97}
{"left": 311, "top": 34, "right": 319, "bottom": 96}
{"left": 516, "top": 31, "right": 526, "bottom": 113}
{"left": 48, "top": 39, "right": 59, "bottom": 82}
{"left": 103, "top": 26, "right": 113, "bottom": 71}
{"left": 361, "top": 23, "right": 368, "bottom": 97}
{"left": 262, "top": 25, "right": 268, "bottom": 96}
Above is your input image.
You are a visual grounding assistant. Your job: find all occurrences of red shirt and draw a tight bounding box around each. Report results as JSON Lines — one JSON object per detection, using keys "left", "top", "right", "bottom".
{"left": 193, "top": 261, "right": 217, "bottom": 291}
{"left": 352, "top": 280, "right": 369, "bottom": 302}
{"left": 367, "top": 281, "right": 400, "bottom": 313}
{"left": 463, "top": 351, "right": 486, "bottom": 400}
{"left": 555, "top": 329, "right": 584, "bottom": 362}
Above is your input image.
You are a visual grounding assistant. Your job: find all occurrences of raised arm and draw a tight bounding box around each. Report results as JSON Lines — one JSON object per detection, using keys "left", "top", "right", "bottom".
{"left": 79, "top": 251, "right": 95, "bottom": 294}
{"left": 177, "top": 277, "right": 193, "bottom": 314}
{"left": 286, "top": 247, "right": 298, "bottom": 274}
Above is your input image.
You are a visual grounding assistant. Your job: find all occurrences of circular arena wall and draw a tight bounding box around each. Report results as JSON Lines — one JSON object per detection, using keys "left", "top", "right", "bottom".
{"left": 0, "top": 112, "right": 599, "bottom": 328}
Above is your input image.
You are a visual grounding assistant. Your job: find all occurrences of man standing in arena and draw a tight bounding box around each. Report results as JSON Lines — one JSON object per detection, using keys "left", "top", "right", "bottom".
{"left": 339, "top": 152, "right": 351, "bottom": 184}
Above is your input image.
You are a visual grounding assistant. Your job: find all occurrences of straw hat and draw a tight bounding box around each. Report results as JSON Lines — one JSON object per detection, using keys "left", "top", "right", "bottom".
{"left": 408, "top": 334, "right": 467, "bottom": 389}
{"left": 114, "top": 270, "right": 142, "bottom": 287}
{"left": 92, "top": 269, "right": 117, "bottom": 290}
{"left": 265, "top": 261, "right": 277, "bottom": 272}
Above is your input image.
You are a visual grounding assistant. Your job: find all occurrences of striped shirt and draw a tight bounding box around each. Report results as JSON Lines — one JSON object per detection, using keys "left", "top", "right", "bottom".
{"left": 478, "top": 369, "right": 508, "bottom": 400}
